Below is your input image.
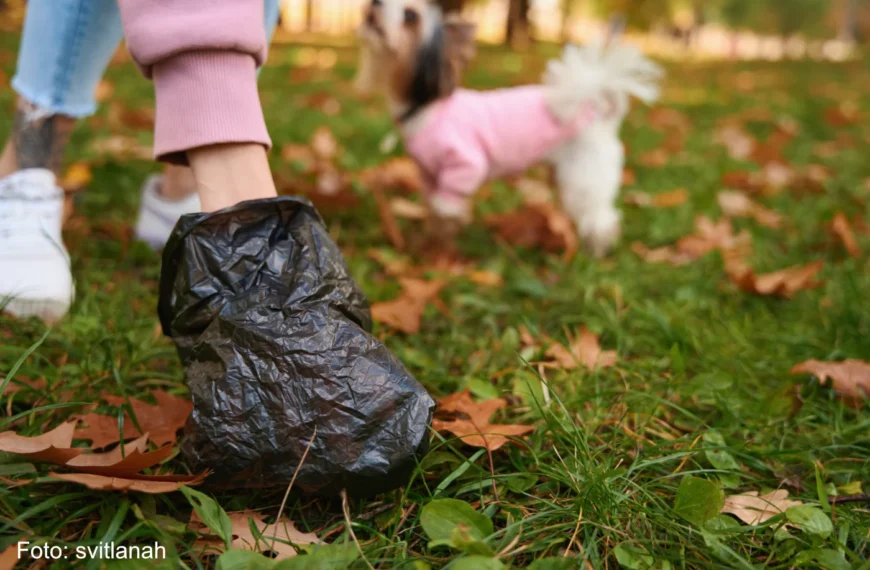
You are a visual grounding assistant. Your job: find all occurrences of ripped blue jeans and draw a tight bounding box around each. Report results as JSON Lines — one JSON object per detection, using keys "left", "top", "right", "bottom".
{"left": 11, "top": 0, "right": 281, "bottom": 117}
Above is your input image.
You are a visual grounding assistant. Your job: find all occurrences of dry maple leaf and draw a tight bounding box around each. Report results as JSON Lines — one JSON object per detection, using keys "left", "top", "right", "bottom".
{"left": 728, "top": 260, "right": 823, "bottom": 298}
{"left": 717, "top": 191, "right": 783, "bottom": 229}
{"left": 371, "top": 278, "right": 446, "bottom": 334}
{"left": 432, "top": 390, "right": 534, "bottom": 451}
{"left": 76, "top": 390, "right": 192, "bottom": 448}
{"left": 791, "top": 359, "right": 870, "bottom": 402}
{"left": 544, "top": 328, "right": 617, "bottom": 371}
{"left": 50, "top": 471, "right": 206, "bottom": 494}
{"left": 0, "top": 421, "right": 83, "bottom": 464}
{"left": 831, "top": 212, "right": 861, "bottom": 258}
{"left": 485, "top": 201, "right": 578, "bottom": 259}
{"left": 721, "top": 490, "right": 803, "bottom": 526}
{"left": 191, "top": 510, "right": 322, "bottom": 559}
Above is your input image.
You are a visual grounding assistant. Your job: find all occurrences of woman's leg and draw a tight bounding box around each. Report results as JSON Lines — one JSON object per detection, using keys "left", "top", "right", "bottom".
{"left": 0, "top": 0, "right": 124, "bottom": 322}
{"left": 0, "top": 0, "right": 123, "bottom": 178}
{"left": 155, "top": 0, "right": 282, "bottom": 203}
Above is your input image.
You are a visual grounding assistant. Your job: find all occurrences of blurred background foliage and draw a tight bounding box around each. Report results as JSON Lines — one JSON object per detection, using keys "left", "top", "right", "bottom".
{"left": 1, "top": 0, "right": 867, "bottom": 47}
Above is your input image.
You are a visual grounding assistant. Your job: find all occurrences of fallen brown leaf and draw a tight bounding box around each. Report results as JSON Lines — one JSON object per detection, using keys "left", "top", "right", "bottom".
{"left": 714, "top": 123, "right": 755, "bottom": 160}
{"left": 191, "top": 510, "right": 321, "bottom": 559}
{"left": 371, "top": 278, "right": 446, "bottom": 334}
{"left": 639, "top": 148, "right": 669, "bottom": 168}
{"left": 95, "top": 79, "right": 115, "bottom": 103}
{"left": 432, "top": 390, "right": 534, "bottom": 451}
{"left": 75, "top": 412, "right": 143, "bottom": 449}
{"left": 625, "top": 189, "right": 689, "bottom": 209}
{"left": 485, "top": 201, "right": 577, "bottom": 259}
{"left": 360, "top": 157, "right": 424, "bottom": 195}
{"left": 390, "top": 197, "right": 428, "bottom": 220}
{"left": 728, "top": 260, "right": 823, "bottom": 298}
{"left": 467, "top": 270, "right": 504, "bottom": 288}
{"left": 717, "top": 191, "right": 783, "bottom": 229}
{"left": 50, "top": 471, "right": 206, "bottom": 493}
{"left": 281, "top": 144, "right": 316, "bottom": 173}
{"left": 677, "top": 216, "right": 751, "bottom": 259}
{"left": 544, "top": 328, "right": 617, "bottom": 371}
{"left": 630, "top": 242, "right": 693, "bottom": 267}
{"left": 65, "top": 436, "right": 175, "bottom": 478}
{"left": 831, "top": 212, "right": 861, "bottom": 258}
{"left": 311, "top": 126, "right": 340, "bottom": 162}
{"left": 75, "top": 390, "right": 192, "bottom": 448}
{"left": 824, "top": 102, "right": 861, "bottom": 127}
{"left": 0, "top": 421, "right": 82, "bottom": 464}
{"left": 721, "top": 490, "right": 802, "bottom": 525}
{"left": 0, "top": 544, "right": 18, "bottom": 570}
{"left": 61, "top": 162, "right": 93, "bottom": 192}
{"left": 791, "top": 359, "right": 870, "bottom": 402}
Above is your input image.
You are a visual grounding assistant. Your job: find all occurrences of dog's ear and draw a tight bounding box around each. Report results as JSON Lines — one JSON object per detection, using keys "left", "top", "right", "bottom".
{"left": 407, "top": 14, "right": 476, "bottom": 109}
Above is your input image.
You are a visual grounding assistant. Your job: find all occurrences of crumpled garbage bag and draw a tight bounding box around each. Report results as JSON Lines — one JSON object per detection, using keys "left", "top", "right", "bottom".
{"left": 158, "top": 197, "right": 435, "bottom": 495}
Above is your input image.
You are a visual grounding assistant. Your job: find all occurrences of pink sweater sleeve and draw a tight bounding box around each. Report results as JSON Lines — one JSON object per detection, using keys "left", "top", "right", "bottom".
{"left": 117, "top": 0, "right": 271, "bottom": 163}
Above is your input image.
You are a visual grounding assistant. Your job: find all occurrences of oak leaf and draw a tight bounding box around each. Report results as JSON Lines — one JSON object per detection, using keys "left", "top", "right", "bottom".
{"left": 371, "top": 278, "right": 446, "bottom": 334}
{"left": 432, "top": 390, "right": 534, "bottom": 451}
{"left": 544, "top": 328, "right": 617, "bottom": 371}
{"left": 721, "top": 490, "right": 802, "bottom": 525}
{"left": 791, "top": 359, "right": 870, "bottom": 402}
{"left": 718, "top": 191, "right": 783, "bottom": 229}
{"left": 728, "top": 261, "right": 823, "bottom": 298}
{"left": 75, "top": 390, "right": 193, "bottom": 448}
{"left": 0, "top": 421, "right": 82, "bottom": 464}
{"left": 191, "top": 510, "right": 322, "bottom": 559}
{"left": 50, "top": 471, "right": 206, "bottom": 494}
{"left": 65, "top": 436, "right": 175, "bottom": 478}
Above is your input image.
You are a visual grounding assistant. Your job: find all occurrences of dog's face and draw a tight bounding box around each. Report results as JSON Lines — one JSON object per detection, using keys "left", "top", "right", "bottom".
{"left": 356, "top": 0, "right": 476, "bottom": 108}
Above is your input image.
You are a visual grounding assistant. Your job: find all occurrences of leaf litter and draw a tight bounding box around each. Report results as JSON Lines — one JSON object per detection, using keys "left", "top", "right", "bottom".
{"left": 75, "top": 390, "right": 193, "bottom": 448}
{"left": 0, "top": 390, "right": 203, "bottom": 493}
{"left": 371, "top": 277, "right": 446, "bottom": 334}
{"left": 432, "top": 390, "right": 535, "bottom": 451}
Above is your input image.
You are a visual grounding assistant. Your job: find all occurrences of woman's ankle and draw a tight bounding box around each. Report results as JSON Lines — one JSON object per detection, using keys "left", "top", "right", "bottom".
{"left": 188, "top": 143, "right": 276, "bottom": 212}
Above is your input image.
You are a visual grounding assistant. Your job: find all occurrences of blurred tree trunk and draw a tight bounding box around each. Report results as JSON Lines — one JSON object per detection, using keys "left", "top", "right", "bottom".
{"left": 306, "top": 0, "right": 315, "bottom": 31}
{"left": 561, "top": 0, "right": 574, "bottom": 41}
{"left": 840, "top": 0, "right": 858, "bottom": 41}
{"left": 506, "top": 0, "right": 531, "bottom": 49}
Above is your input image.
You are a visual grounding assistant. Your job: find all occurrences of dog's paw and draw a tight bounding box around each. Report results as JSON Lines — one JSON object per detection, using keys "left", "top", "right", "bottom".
{"left": 576, "top": 209, "right": 622, "bottom": 258}
{"left": 428, "top": 194, "right": 473, "bottom": 226}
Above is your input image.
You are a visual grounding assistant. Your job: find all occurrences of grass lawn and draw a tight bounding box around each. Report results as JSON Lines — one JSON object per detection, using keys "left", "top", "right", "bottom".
{"left": 1, "top": 32, "right": 869, "bottom": 569}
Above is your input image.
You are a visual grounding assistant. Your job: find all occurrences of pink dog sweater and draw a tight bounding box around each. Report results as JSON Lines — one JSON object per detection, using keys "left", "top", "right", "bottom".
{"left": 405, "top": 87, "right": 595, "bottom": 203}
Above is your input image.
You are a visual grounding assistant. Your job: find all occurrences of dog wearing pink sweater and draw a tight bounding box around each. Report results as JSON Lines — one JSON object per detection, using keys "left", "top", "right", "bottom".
{"left": 357, "top": 0, "right": 662, "bottom": 256}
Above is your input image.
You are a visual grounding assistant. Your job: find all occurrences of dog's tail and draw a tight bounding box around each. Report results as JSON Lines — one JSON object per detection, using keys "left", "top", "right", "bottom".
{"left": 543, "top": 39, "right": 663, "bottom": 121}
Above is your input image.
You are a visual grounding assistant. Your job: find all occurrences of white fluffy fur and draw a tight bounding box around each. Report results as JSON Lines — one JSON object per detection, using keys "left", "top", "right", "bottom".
{"left": 542, "top": 40, "right": 663, "bottom": 256}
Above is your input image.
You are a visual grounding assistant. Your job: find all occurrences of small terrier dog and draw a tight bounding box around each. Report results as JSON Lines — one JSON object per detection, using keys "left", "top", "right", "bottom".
{"left": 357, "top": 0, "right": 663, "bottom": 256}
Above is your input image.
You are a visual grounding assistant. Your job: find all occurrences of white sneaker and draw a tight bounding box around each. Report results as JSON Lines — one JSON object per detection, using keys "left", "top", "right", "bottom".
{"left": 134, "top": 175, "right": 201, "bottom": 250}
{"left": 0, "top": 169, "right": 74, "bottom": 323}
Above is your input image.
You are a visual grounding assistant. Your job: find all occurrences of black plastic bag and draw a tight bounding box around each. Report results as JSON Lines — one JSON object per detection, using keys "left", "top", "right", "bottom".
{"left": 158, "top": 197, "right": 435, "bottom": 495}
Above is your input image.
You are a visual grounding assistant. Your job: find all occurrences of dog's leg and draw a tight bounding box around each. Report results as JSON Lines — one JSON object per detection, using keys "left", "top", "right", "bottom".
{"left": 554, "top": 135, "right": 624, "bottom": 258}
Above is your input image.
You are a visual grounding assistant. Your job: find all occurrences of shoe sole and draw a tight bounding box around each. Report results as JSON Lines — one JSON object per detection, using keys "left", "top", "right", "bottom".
{"left": 2, "top": 297, "right": 70, "bottom": 324}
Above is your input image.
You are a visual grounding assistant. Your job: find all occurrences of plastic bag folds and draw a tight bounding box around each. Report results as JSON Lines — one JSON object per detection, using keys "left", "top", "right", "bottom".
{"left": 158, "top": 197, "right": 435, "bottom": 495}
